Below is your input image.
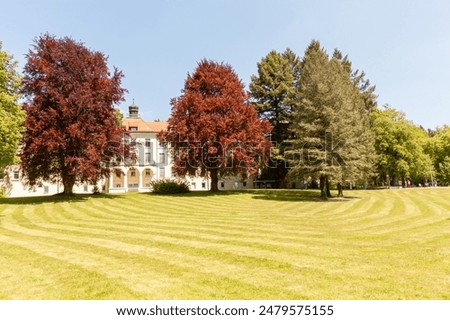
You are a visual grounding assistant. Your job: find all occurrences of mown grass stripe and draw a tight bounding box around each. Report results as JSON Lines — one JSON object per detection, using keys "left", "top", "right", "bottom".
{"left": 0, "top": 188, "right": 449, "bottom": 299}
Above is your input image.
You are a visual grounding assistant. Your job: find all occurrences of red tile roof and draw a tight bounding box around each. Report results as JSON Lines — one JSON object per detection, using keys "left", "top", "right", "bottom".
{"left": 123, "top": 118, "right": 168, "bottom": 132}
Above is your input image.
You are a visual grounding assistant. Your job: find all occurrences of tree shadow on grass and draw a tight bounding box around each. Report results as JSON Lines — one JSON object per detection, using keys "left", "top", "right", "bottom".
{"left": 247, "top": 189, "right": 360, "bottom": 202}
{"left": 145, "top": 189, "right": 360, "bottom": 202}
{"left": 144, "top": 190, "right": 238, "bottom": 198}
{"left": 0, "top": 193, "right": 126, "bottom": 206}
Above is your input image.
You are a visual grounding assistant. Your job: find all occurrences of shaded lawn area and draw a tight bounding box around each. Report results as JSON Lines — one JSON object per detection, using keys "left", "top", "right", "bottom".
{"left": 0, "top": 188, "right": 449, "bottom": 299}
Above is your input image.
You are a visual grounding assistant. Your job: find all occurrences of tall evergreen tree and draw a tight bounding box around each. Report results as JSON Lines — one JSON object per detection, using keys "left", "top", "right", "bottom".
{"left": 249, "top": 48, "right": 301, "bottom": 186}
{"left": 331, "top": 51, "right": 377, "bottom": 196}
{"left": 289, "top": 40, "right": 376, "bottom": 199}
{"left": 332, "top": 49, "right": 378, "bottom": 113}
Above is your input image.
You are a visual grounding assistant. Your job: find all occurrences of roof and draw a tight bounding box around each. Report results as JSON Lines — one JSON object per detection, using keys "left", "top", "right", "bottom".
{"left": 123, "top": 118, "right": 168, "bottom": 132}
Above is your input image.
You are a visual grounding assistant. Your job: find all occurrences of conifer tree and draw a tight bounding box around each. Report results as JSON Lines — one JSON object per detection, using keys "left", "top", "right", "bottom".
{"left": 249, "top": 49, "right": 301, "bottom": 186}
{"left": 289, "top": 40, "right": 376, "bottom": 199}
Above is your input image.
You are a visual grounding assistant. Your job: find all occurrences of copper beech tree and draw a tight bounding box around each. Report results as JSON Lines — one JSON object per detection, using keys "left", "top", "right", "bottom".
{"left": 159, "top": 60, "right": 272, "bottom": 191}
{"left": 21, "top": 34, "right": 126, "bottom": 195}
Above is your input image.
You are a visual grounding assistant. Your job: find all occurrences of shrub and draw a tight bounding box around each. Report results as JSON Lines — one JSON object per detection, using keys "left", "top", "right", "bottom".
{"left": 151, "top": 179, "right": 190, "bottom": 194}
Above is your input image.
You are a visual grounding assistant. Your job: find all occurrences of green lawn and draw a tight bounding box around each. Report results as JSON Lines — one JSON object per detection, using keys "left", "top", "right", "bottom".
{"left": 0, "top": 188, "right": 449, "bottom": 299}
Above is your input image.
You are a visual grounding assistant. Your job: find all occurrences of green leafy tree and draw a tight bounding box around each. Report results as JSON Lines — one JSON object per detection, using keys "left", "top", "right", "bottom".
{"left": 0, "top": 42, "right": 25, "bottom": 171}
{"left": 249, "top": 49, "right": 301, "bottom": 186}
{"left": 426, "top": 125, "right": 450, "bottom": 185}
{"left": 371, "top": 106, "right": 434, "bottom": 186}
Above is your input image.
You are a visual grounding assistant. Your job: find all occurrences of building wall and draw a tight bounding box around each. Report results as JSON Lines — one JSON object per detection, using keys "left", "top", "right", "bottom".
{"left": 142, "top": 169, "right": 153, "bottom": 187}
{"left": 2, "top": 165, "right": 105, "bottom": 197}
{"left": 2, "top": 124, "right": 255, "bottom": 197}
{"left": 112, "top": 169, "right": 124, "bottom": 188}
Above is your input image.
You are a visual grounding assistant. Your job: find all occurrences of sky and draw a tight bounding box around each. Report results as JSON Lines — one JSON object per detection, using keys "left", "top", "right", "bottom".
{"left": 1, "top": 0, "right": 450, "bottom": 129}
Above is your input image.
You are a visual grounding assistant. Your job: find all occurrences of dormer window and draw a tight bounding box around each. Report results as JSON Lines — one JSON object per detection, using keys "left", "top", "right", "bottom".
{"left": 129, "top": 126, "right": 138, "bottom": 131}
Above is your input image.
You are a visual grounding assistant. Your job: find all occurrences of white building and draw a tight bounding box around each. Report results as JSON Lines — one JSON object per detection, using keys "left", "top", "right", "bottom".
{"left": 1, "top": 103, "right": 253, "bottom": 197}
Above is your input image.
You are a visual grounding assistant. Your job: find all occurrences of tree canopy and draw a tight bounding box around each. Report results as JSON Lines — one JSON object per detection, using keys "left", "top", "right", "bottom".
{"left": 288, "top": 40, "right": 376, "bottom": 198}
{"left": 371, "top": 106, "right": 434, "bottom": 186}
{"left": 0, "top": 42, "right": 25, "bottom": 171}
{"left": 249, "top": 49, "right": 301, "bottom": 186}
{"left": 428, "top": 126, "right": 450, "bottom": 185}
{"left": 159, "top": 59, "right": 272, "bottom": 191}
{"left": 21, "top": 34, "right": 126, "bottom": 195}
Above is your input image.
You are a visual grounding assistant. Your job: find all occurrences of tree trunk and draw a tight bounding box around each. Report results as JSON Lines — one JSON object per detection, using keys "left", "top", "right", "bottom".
{"left": 209, "top": 170, "right": 219, "bottom": 192}
{"left": 319, "top": 175, "right": 328, "bottom": 200}
{"left": 62, "top": 175, "right": 75, "bottom": 195}
{"left": 337, "top": 182, "right": 344, "bottom": 198}
{"left": 326, "top": 177, "right": 332, "bottom": 198}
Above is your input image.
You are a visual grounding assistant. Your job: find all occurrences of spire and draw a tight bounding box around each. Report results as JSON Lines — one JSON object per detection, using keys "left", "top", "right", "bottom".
{"left": 129, "top": 100, "right": 139, "bottom": 118}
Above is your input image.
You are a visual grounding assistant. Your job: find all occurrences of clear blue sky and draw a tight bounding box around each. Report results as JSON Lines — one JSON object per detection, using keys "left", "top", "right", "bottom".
{"left": 1, "top": 0, "right": 449, "bottom": 129}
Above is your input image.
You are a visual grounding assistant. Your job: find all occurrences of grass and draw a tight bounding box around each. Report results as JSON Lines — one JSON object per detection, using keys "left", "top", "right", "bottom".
{"left": 0, "top": 188, "right": 449, "bottom": 299}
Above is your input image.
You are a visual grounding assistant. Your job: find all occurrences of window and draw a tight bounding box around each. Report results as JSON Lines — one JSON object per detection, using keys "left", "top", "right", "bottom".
{"left": 159, "top": 152, "right": 165, "bottom": 164}
{"left": 130, "top": 126, "right": 138, "bottom": 131}
{"left": 44, "top": 186, "right": 49, "bottom": 194}
{"left": 159, "top": 167, "right": 165, "bottom": 178}
{"left": 145, "top": 139, "right": 151, "bottom": 148}
{"left": 115, "top": 170, "right": 121, "bottom": 178}
{"left": 13, "top": 170, "right": 19, "bottom": 180}
{"left": 114, "top": 155, "right": 122, "bottom": 165}
{"left": 145, "top": 152, "right": 152, "bottom": 164}
{"left": 116, "top": 184, "right": 121, "bottom": 188}
{"left": 202, "top": 182, "right": 206, "bottom": 189}
{"left": 243, "top": 181, "right": 247, "bottom": 187}
{"left": 191, "top": 182, "right": 196, "bottom": 189}
{"left": 145, "top": 169, "right": 152, "bottom": 176}
{"left": 130, "top": 170, "right": 136, "bottom": 177}
{"left": 221, "top": 182, "right": 225, "bottom": 188}
{"left": 83, "top": 184, "right": 88, "bottom": 192}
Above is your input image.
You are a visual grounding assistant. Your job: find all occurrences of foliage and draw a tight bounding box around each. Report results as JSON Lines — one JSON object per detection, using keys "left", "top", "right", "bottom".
{"left": 21, "top": 34, "right": 126, "bottom": 195}
{"left": 426, "top": 125, "right": 450, "bottom": 185}
{"left": 114, "top": 108, "right": 124, "bottom": 126}
{"left": 371, "top": 106, "right": 434, "bottom": 185}
{"left": 159, "top": 60, "right": 272, "bottom": 191}
{"left": 249, "top": 48, "right": 300, "bottom": 144}
{"left": 151, "top": 178, "right": 190, "bottom": 194}
{"left": 249, "top": 49, "right": 301, "bottom": 186}
{"left": 0, "top": 42, "right": 25, "bottom": 170}
{"left": 288, "top": 40, "right": 376, "bottom": 198}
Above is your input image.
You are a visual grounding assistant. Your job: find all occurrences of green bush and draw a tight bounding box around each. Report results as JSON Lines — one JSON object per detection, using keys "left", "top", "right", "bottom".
{"left": 151, "top": 179, "right": 190, "bottom": 194}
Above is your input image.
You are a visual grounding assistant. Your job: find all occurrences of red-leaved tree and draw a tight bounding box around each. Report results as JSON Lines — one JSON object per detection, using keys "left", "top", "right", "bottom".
{"left": 21, "top": 34, "right": 126, "bottom": 195}
{"left": 159, "top": 60, "right": 272, "bottom": 191}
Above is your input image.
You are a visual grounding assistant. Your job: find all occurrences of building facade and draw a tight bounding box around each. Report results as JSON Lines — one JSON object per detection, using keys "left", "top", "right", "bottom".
{"left": 1, "top": 103, "right": 253, "bottom": 197}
